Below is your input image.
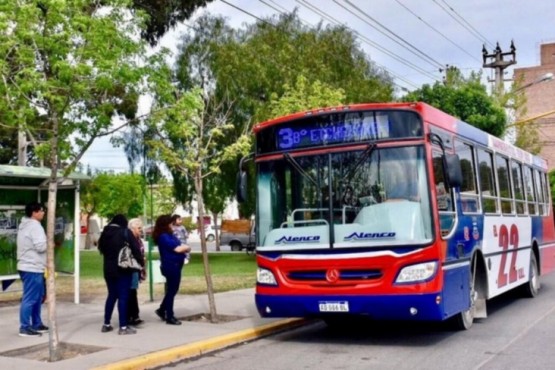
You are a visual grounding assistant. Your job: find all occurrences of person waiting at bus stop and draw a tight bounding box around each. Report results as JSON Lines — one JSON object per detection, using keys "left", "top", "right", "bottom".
{"left": 16, "top": 201, "right": 49, "bottom": 337}
{"left": 153, "top": 215, "right": 191, "bottom": 325}
{"left": 98, "top": 214, "right": 143, "bottom": 335}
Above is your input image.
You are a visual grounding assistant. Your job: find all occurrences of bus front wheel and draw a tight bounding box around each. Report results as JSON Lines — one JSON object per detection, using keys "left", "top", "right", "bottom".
{"left": 451, "top": 259, "right": 478, "bottom": 330}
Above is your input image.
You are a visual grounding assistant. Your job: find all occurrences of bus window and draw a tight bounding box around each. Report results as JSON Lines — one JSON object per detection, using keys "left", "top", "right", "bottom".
{"left": 543, "top": 173, "right": 551, "bottom": 216}
{"left": 433, "top": 151, "right": 455, "bottom": 236}
{"left": 495, "top": 154, "right": 513, "bottom": 214}
{"left": 511, "top": 160, "right": 526, "bottom": 214}
{"left": 534, "top": 170, "right": 545, "bottom": 215}
{"left": 455, "top": 140, "right": 480, "bottom": 213}
{"left": 524, "top": 166, "right": 537, "bottom": 215}
{"left": 477, "top": 149, "right": 498, "bottom": 213}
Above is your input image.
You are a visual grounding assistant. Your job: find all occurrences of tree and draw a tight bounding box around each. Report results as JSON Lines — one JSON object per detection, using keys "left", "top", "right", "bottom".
{"left": 0, "top": 1, "right": 157, "bottom": 360}
{"left": 403, "top": 68, "right": 506, "bottom": 137}
{"left": 145, "top": 176, "right": 176, "bottom": 221}
{"left": 506, "top": 76, "right": 542, "bottom": 154}
{"left": 0, "top": 126, "right": 17, "bottom": 164}
{"left": 174, "top": 12, "right": 393, "bottom": 215}
{"left": 202, "top": 175, "right": 228, "bottom": 251}
{"left": 147, "top": 87, "right": 251, "bottom": 323}
{"left": 80, "top": 173, "right": 145, "bottom": 249}
{"left": 177, "top": 12, "right": 393, "bottom": 128}
{"left": 132, "top": 0, "right": 213, "bottom": 45}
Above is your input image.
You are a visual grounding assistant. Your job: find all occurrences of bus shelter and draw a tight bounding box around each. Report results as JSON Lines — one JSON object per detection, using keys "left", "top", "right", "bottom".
{"left": 0, "top": 164, "right": 87, "bottom": 304}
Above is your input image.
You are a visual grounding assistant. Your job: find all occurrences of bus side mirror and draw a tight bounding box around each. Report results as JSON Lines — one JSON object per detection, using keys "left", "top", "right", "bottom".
{"left": 236, "top": 170, "right": 248, "bottom": 203}
{"left": 445, "top": 153, "right": 463, "bottom": 188}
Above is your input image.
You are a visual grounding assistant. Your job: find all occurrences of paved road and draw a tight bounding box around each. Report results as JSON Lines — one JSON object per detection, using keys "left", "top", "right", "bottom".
{"left": 166, "top": 272, "right": 555, "bottom": 370}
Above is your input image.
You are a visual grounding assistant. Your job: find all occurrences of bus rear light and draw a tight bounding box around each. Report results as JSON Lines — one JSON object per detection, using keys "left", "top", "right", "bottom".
{"left": 257, "top": 267, "right": 278, "bottom": 285}
{"left": 395, "top": 261, "right": 438, "bottom": 283}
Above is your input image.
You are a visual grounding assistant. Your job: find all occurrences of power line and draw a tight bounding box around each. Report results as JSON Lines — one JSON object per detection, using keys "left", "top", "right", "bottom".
{"left": 394, "top": 0, "right": 481, "bottom": 64}
{"left": 334, "top": 0, "right": 445, "bottom": 71}
{"left": 245, "top": 0, "right": 423, "bottom": 90}
{"left": 220, "top": 0, "right": 272, "bottom": 25}
{"left": 432, "top": 0, "right": 495, "bottom": 49}
{"left": 294, "top": 0, "right": 438, "bottom": 85}
{"left": 440, "top": 0, "right": 495, "bottom": 49}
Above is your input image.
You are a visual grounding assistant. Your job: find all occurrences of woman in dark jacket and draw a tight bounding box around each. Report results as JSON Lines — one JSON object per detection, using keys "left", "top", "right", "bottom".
{"left": 152, "top": 214, "right": 190, "bottom": 325}
{"left": 98, "top": 214, "right": 144, "bottom": 335}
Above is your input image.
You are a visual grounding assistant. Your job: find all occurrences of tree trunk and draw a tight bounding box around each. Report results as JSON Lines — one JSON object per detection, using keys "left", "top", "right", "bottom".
{"left": 194, "top": 169, "right": 218, "bottom": 323}
{"left": 46, "top": 119, "right": 60, "bottom": 361}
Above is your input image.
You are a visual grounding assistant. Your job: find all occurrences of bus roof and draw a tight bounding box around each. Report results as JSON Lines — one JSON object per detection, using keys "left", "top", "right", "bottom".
{"left": 253, "top": 102, "right": 548, "bottom": 170}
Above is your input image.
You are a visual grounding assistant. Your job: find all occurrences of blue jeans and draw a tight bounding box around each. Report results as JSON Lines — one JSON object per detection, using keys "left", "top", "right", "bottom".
{"left": 19, "top": 271, "right": 45, "bottom": 331}
{"left": 159, "top": 263, "right": 183, "bottom": 319}
{"left": 104, "top": 274, "right": 132, "bottom": 328}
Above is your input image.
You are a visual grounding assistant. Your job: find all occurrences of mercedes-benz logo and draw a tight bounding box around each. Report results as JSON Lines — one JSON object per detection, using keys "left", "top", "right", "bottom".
{"left": 326, "top": 268, "right": 340, "bottom": 283}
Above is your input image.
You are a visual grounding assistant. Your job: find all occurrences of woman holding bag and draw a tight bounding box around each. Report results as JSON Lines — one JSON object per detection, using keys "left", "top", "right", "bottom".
{"left": 127, "top": 218, "right": 146, "bottom": 326}
{"left": 152, "top": 214, "right": 191, "bottom": 325}
{"left": 98, "top": 214, "right": 143, "bottom": 335}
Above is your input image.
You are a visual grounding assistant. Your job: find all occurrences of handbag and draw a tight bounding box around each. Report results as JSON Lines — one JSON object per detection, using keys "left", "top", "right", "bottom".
{"left": 118, "top": 241, "right": 142, "bottom": 270}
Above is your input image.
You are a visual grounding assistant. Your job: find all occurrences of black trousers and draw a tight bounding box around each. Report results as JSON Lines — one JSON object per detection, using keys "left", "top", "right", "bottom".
{"left": 127, "top": 289, "right": 139, "bottom": 320}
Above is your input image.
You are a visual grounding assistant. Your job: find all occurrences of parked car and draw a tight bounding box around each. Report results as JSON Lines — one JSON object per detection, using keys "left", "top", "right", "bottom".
{"left": 203, "top": 224, "right": 218, "bottom": 242}
{"left": 220, "top": 220, "right": 255, "bottom": 251}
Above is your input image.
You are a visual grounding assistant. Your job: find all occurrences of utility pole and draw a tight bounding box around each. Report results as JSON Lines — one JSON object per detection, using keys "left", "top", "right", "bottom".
{"left": 482, "top": 40, "right": 517, "bottom": 95}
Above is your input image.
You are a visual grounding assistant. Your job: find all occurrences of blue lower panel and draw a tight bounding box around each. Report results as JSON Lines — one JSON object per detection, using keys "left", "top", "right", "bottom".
{"left": 256, "top": 293, "right": 446, "bottom": 322}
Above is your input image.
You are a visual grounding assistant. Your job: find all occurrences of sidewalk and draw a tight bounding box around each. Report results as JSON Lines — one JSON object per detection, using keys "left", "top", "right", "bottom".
{"left": 0, "top": 289, "right": 306, "bottom": 370}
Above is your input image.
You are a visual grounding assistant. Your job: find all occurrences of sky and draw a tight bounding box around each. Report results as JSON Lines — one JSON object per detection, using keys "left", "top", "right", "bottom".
{"left": 80, "top": 0, "right": 555, "bottom": 173}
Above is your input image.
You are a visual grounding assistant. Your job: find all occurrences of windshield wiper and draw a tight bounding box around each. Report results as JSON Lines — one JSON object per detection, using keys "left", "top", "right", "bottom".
{"left": 341, "top": 143, "right": 376, "bottom": 183}
{"left": 283, "top": 153, "right": 320, "bottom": 190}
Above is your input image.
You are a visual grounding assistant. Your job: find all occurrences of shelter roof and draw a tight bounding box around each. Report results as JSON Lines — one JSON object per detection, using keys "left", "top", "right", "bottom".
{"left": 0, "top": 165, "right": 88, "bottom": 188}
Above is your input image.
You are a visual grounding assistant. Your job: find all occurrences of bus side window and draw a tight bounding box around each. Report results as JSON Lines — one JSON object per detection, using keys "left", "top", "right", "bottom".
{"left": 433, "top": 151, "right": 455, "bottom": 236}
{"left": 455, "top": 140, "right": 480, "bottom": 214}
{"left": 524, "top": 166, "right": 537, "bottom": 215}
{"left": 477, "top": 148, "right": 498, "bottom": 213}
{"left": 495, "top": 154, "right": 513, "bottom": 214}
{"left": 511, "top": 160, "right": 526, "bottom": 215}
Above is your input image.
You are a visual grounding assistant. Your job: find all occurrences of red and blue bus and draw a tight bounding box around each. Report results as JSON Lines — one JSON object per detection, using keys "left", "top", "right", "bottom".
{"left": 238, "top": 102, "right": 555, "bottom": 329}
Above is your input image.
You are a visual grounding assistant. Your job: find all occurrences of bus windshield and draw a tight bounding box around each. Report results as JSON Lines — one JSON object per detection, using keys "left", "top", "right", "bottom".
{"left": 257, "top": 145, "right": 433, "bottom": 249}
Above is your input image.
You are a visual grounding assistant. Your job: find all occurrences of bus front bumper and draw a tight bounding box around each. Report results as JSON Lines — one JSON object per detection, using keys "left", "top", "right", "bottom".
{"left": 255, "top": 293, "right": 446, "bottom": 321}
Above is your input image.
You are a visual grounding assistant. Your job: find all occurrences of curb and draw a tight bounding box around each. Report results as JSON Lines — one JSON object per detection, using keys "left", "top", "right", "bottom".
{"left": 92, "top": 318, "right": 308, "bottom": 370}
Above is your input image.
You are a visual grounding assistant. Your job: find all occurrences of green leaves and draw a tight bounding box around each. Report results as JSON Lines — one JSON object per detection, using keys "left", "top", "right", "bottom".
{"left": 403, "top": 69, "right": 506, "bottom": 137}
{"left": 82, "top": 172, "right": 145, "bottom": 219}
{"left": 0, "top": 0, "right": 153, "bottom": 167}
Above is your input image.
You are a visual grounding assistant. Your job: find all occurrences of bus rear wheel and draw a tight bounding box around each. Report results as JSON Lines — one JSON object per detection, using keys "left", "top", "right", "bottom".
{"left": 521, "top": 252, "right": 540, "bottom": 298}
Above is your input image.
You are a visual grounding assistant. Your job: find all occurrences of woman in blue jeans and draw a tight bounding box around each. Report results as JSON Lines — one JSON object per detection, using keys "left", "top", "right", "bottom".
{"left": 98, "top": 214, "right": 144, "bottom": 335}
{"left": 152, "top": 214, "right": 191, "bottom": 325}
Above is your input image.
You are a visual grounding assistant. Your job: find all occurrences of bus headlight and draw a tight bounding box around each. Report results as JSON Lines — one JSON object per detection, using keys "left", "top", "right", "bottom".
{"left": 257, "top": 267, "right": 278, "bottom": 285}
{"left": 396, "top": 261, "right": 437, "bottom": 283}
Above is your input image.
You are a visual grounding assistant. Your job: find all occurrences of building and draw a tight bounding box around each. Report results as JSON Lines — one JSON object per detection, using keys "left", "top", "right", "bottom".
{"left": 513, "top": 42, "right": 555, "bottom": 170}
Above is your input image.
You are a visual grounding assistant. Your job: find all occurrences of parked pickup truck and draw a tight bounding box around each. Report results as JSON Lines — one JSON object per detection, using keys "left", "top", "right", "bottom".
{"left": 220, "top": 219, "right": 255, "bottom": 252}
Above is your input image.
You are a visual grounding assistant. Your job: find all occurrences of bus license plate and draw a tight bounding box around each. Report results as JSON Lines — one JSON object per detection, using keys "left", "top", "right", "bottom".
{"left": 319, "top": 301, "right": 349, "bottom": 312}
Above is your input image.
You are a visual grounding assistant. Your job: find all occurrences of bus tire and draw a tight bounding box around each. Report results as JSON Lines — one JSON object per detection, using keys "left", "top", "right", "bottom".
{"left": 521, "top": 252, "right": 540, "bottom": 298}
{"left": 451, "top": 258, "right": 478, "bottom": 330}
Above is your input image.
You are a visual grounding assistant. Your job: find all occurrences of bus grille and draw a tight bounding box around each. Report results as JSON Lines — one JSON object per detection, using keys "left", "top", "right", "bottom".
{"left": 287, "top": 269, "right": 382, "bottom": 282}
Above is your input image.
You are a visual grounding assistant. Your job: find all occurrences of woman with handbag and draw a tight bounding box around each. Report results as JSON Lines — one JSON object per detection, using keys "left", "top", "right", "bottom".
{"left": 98, "top": 214, "right": 144, "bottom": 335}
{"left": 127, "top": 218, "right": 146, "bottom": 326}
{"left": 152, "top": 214, "right": 191, "bottom": 325}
